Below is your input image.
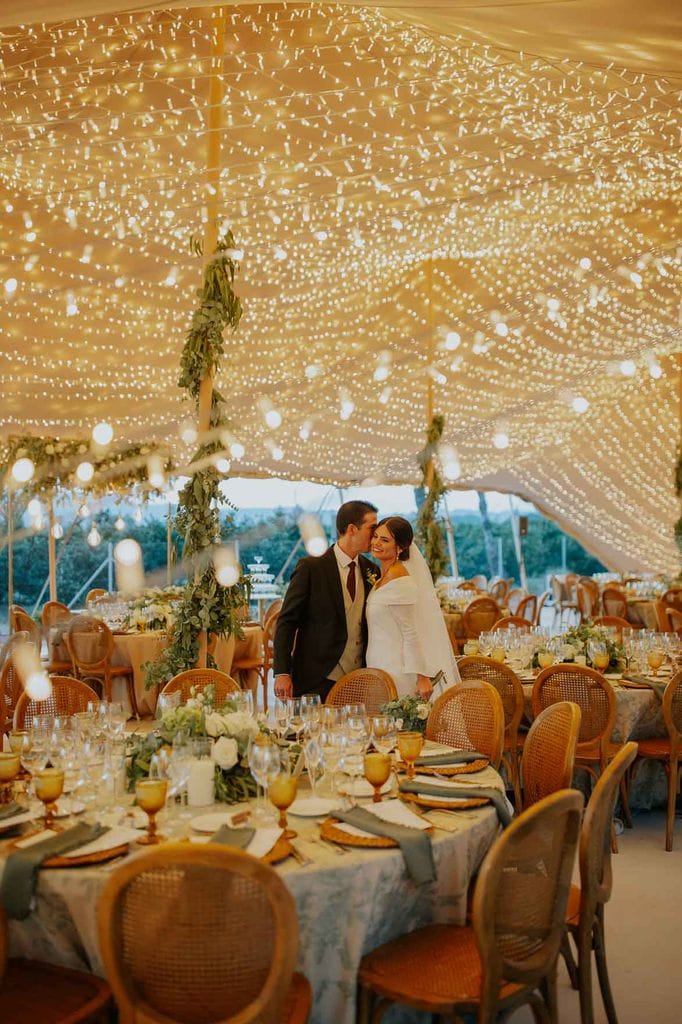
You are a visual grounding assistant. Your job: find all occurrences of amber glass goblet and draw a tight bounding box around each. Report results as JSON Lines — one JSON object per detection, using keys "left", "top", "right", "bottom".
{"left": 268, "top": 771, "right": 298, "bottom": 839}
{"left": 396, "top": 731, "right": 424, "bottom": 780}
{"left": 363, "top": 752, "right": 392, "bottom": 802}
{"left": 0, "top": 752, "right": 20, "bottom": 804}
{"left": 135, "top": 778, "right": 168, "bottom": 845}
{"left": 34, "top": 767, "right": 65, "bottom": 830}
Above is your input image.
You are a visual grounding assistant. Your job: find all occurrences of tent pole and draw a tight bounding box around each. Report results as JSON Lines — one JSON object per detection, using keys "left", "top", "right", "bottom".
{"left": 442, "top": 493, "right": 459, "bottom": 577}
{"left": 7, "top": 488, "right": 13, "bottom": 613}
{"left": 166, "top": 502, "right": 172, "bottom": 586}
{"left": 508, "top": 495, "right": 528, "bottom": 590}
{"left": 425, "top": 258, "right": 435, "bottom": 489}
{"left": 47, "top": 496, "right": 57, "bottom": 602}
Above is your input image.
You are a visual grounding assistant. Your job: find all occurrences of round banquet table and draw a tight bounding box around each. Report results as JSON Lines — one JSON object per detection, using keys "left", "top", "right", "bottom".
{"left": 4, "top": 767, "right": 503, "bottom": 1024}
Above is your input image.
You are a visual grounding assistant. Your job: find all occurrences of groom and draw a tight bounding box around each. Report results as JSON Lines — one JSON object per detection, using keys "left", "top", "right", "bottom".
{"left": 273, "top": 500, "right": 378, "bottom": 701}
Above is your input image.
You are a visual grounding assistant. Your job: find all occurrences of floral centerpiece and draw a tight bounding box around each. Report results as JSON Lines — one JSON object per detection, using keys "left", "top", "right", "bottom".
{"left": 122, "top": 585, "right": 185, "bottom": 632}
{"left": 126, "top": 686, "right": 262, "bottom": 802}
{"left": 561, "top": 624, "right": 624, "bottom": 672}
{"left": 380, "top": 694, "right": 431, "bottom": 733}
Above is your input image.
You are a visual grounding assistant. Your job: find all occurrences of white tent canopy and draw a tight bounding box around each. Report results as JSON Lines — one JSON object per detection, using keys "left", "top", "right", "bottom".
{"left": 1, "top": 2, "right": 680, "bottom": 573}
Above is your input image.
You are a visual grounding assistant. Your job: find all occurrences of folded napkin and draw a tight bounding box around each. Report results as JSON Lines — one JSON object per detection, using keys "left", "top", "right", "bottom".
{"left": 0, "top": 822, "right": 108, "bottom": 920}
{"left": 0, "top": 802, "right": 27, "bottom": 821}
{"left": 399, "top": 779, "right": 513, "bottom": 828}
{"left": 621, "top": 674, "right": 667, "bottom": 701}
{"left": 333, "top": 806, "right": 435, "bottom": 884}
{"left": 210, "top": 825, "right": 256, "bottom": 849}
{"left": 414, "top": 750, "right": 486, "bottom": 767}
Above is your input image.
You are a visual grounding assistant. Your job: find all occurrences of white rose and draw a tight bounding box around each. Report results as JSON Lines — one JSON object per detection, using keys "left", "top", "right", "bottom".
{"left": 204, "top": 712, "right": 226, "bottom": 738}
{"left": 561, "top": 643, "right": 576, "bottom": 661}
{"left": 222, "top": 712, "right": 259, "bottom": 743}
{"left": 417, "top": 704, "right": 430, "bottom": 720}
{"left": 212, "top": 736, "right": 238, "bottom": 771}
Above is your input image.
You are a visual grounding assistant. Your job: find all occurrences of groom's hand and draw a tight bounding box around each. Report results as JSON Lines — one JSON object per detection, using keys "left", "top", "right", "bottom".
{"left": 416, "top": 675, "right": 433, "bottom": 699}
{"left": 274, "top": 674, "right": 293, "bottom": 699}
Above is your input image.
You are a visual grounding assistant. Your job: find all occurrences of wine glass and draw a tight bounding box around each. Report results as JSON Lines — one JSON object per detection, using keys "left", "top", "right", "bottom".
{"left": 396, "top": 731, "right": 424, "bottom": 780}
{"left": 537, "top": 648, "right": 555, "bottom": 670}
{"left": 587, "top": 641, "right": 609, "bottom": 673}
{"left": 34, "top": 767, "right": 65, "bottom": 830}
{"left": 273, "top": 698, "right": 291, "bottom": 742}
{"left": 248, "top": 738, "right": 280, "bottom": 823}
{"left": 363, "top": 752, "right": 392, "bottom": 803}
{"left": 303, "top": 736, "right": 323, "bottom": 799}
{"left": 370, "top": 716, "right": 397, "bottom": 755}
{"left": 0, "top": 753, "right": 20, "bottom": 804}
{"left": 107, "top": 701, "right": 127, "bottom": 738}
{"left": 268, "top": 754, "right": 298, "bottom": 839}
{"left": 135, "top": 776, "right": 168, "bottom": 845}
{"left": 288, "top": 699, "right": 305, "bottom": 744}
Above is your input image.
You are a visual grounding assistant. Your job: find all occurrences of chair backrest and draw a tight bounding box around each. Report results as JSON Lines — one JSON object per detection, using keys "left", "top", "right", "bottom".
{"left": 505, "top": 589, "right": 527, "bottom": 615}
{"left": 491, "top": 616, "right": 530, "bottom": 632}
{"left": 263, "top": 599, "right": 282, "bottom": 629}
{"left": 521, "top": 701, "right": 581, "bottom": 810}
{"left": 592, "top": 615, "right": 631, "bottom": 640}
{"left": 601, "top": 586, "right": 627, "bottom": 619}
{"left": 0, "top": 633, "right": 33, "bottom": 732}
{"left": 66, "top": 615, "right": 114, "bottom": 669}
{"left": 457, "top": 656, "right": 524, "bottom": 741}
{"left": 463, "top": 597, "right": 501, "bottom": 639}
{"left": 97, "top": 843, "right": 299, "bottom": 1024}
{"left": 326, "top": 668, "right": 398, "bottom": 715}
{"left": 9, "top": 607, "right": 41, "bottom": 647}
{"left": 653, "top": 599, "right": 671, "bottom": 633}
{"left": 85, "top": 588, "right": 107, "bottom": 606}
{"left": 488, "top": 579, "right": 509, "bottom": 602}
{"left": 458, "top": 581, "right": 479, "bottom": 591}
{"left": 13, "top": 675, "right": 99, "bottom": 729}
{"left": 41, "top": 601, "right": 71, "bottom": 631}
{"left": 564, "top": 573, "right": 579, "bottom": 599}
{"left": 514, "top": 595, "right": 537, "bottom": 623}
{"left": 549, "top": 575, "right": 564, "bottom": 606}
{"left": 662, "top": 588, "right": 682, "bottom": 613}
{"left": 161, "top": 669, "right": 241, "bottom": 703}
{"left": 470, "top": 575, "right": 487, "bottom": 590}
{"left": 576, "top": 584, "right": 594, "bottom": 622}
{"left": 662, "top": 669, "right": 682, "bottom": 750}
{"left": 426, "top": 680, "right": 505, "bottom": 768}
{"left": 532, "top": 665, "right": 616, "bottom": 756}
{"left": 472, "top": 790, "right": 583, "bottom": 1021}
{"left": 534, "top": 590, "right": 551, "bottom": 626}
{"left": 666, "top": 607, "right": 682, "bottom": 635}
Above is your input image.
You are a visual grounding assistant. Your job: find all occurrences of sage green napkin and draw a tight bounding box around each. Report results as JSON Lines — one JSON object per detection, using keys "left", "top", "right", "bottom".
{"left": 621, "top": 674, "right": 667, "bottom": 701}
{"left": 399, "top": 779, "right": 513, "bottom": 827}
{"left": 210, "top": 825, "right": 255, "bottom": 849}
{"left": 0, "top": 802, "right": 27, "bottom": 821}
{"left": 414, "top": 750, "right": 486, "bottom": 766}
{"left": 333, "top": 807, "right": 435, "bottom": 884}
{"left": 0, "top": 822, "right": 108, "bottom": 920}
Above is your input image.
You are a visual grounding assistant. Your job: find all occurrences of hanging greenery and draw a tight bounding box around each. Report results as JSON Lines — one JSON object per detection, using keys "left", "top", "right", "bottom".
{"left": 145, "top": 233, "right": 248, "bottom": 689}
{"left": 676, "top": 448, "right": 682, "bottom": 499}
{"left": 415, "top": 414, "right": 449, "bottom": 582}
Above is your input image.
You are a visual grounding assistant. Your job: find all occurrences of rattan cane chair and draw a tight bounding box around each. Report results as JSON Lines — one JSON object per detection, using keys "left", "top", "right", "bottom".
{"left": 505, "top": 588, "right": 527, "bottom": 616}
{"left": 231, "top": 612, "right": 280, "bottom": 712}
{"left": 85, "top": 588, "right": 107, "bottom": 606}
{"left": 462, "top": 597, "right": 501, "bottom": 641}
{"left": 426, "top": 680, "right": 505, "bottom": 769}
{"left": 550, "top": 575, "right": 579, "bottom": 628}
{"left": 470, "top": 574, "right": 487, "bottom": 591}
{"left": 488, "top": 578, "right": 509, "bottom": 602}
{"left": 457, "top": 656, "right": 525, "bottom": 805}
{"left": 13, "top": 675, "right": 99, "bottom": 729}
{"left": 161, "top": 667, "right": 241, "bottom": 704}
{"left": 666, "top": 606, "right": 682, "bottom": 635}
{"left": 0, "top": 633, "right": 31, "bottom": 735}
{"left": 514, "top": 594, "right": 537, "bottom": 623}
{"left": 41, "top": 601, "right": 73, "bottom": 673}
{"left": 592, "top": 615, "right": 632, "bottom": 640}
{"left": 491, "top": 616, "right": 531, "bottom": 632}
{"left": 631, "top": 671, "right": 682, "bottom": 851}
{"left": 263, "top": 599, "right": 282, "bottom": 629}
{"left": 661, "top": 588, "right": 682, "bottom": 614}
{"left": 9, "top": 605, "right": 42, "bottom": 648}
{"left": 97, "top": 843, "right": 312, "bottom": 1024}
{"left": 458, "top": 581, "right": 479, "bottom": 591}
{"left": 534, "top": 589, "right": 552, "bottom": 626}
{"left": 326, "top": 668, "right": 398, "bottom": 715}
{"left": 561, "top": 742, "right": 638, "bottom": 1024}
{"left": 0, "top": 907, "right": 112, "bottom": 1023}
{"left": 65, "top": 615, "right": 138, "bottom": 717}
{"left": 521, "top": 701, "right": 581, "bottom": 810}
{"left": 652, "top": 599, "right": 670, "bottom": 633}
{"left": 357, "top": 789, "right": 583, "bottom": 1024}
{"left": 601, "top": 587, "right": 628, "bottom": 620}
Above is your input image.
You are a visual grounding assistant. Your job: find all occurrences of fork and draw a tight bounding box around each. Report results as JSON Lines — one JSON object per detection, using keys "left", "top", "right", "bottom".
{"left": 289, "top": 843, "right": 314, "bottom": 867}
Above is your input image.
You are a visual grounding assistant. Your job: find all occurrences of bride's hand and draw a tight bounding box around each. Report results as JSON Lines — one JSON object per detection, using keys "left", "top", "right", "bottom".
{"left": 416, "top": 675, "right": 433, "bottom": 699}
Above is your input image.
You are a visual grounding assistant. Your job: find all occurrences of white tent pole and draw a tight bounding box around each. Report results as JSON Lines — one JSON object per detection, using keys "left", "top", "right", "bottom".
{"left": 442, "top": 493, "right": 458, "bottom": 577}
{"left": 6, "top": 488, "right": 13, "bottom": 613}
{"left": 166, "top": 502, "right": 172, "bottom": 586}
{"left": 47, "top": 495, "right": 57, "bottom": 601}
{"left": 508, "top": 495, "right": 528, "bottom": 590}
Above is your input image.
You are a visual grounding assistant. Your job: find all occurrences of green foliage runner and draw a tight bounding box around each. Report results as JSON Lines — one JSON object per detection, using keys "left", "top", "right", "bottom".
{"left": 415, "top": 414, "right": 448, "bottom": 582}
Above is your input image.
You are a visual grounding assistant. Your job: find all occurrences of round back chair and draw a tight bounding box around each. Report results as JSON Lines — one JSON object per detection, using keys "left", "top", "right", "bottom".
{"left": 326, "top": 668, "right": 398, "bottom": 715}
{"left": 576, "top": 584, "right": 595, "bottom": 623}
{"left": 469, "top": 575, "right": 487, "bottom": 591}
{"left": 85, "top": 588, "right": 107, "bottom": 606}
{"left": 505, "top": 589, "right": 527, "bottom": 616}
{"left": 666, "top": 606, "right": 682, "bottom": 635}
{"left": 458, "top": 581, "right": 479, "bottom": 592}
{"left": 534, "top": 590, "right": 552, "bottom": 626}
{"left": 97, "top": 843, "right": 306, "bottom": 1024}
{"left": 9, "top": 606, "right": 41, "bottom": 648}
{"left": 488, "top": 578, "right": 509, "bottom": 602}
{"left": 662, "top": 588, "right": 682, "bottom": 614}
{"left": 532, "top": 664, "right": 616, "bottom": 765}
{"left": 462, "top": 597, "right": 501, "bottom": 640}
{"left": 263, "top": 599, "right": 282, "bottom": 630}
{"left": 521, "top": 701, "right": 581, "bottom": 810}
{"left": 652, "top": 599, "right": 671, "bottom": 633}
{"left": 601, "top": 587, "right": 627, "bottom": 619}
{"left": 66, "top": 615, "right": 114, "bottom": 670}
{"left": 515, "top": 594, "right": 537, "bottom": 623}
{"left": 161, "top": 668, "right": 241, "bottom": 704}
{"left": 41, "top": 601, "right": 71, "bottom": 631}
{"left": 592, "top": 615, "right": 631, "bottom": 640}
{"left": 426, "top": 680, "right": 505, "bottom": 768}
{"left": 491, "top": 616, "right": 530, "bottom": 632}
{"left": 13, "top": 675, "right": 99, "bottom": 729}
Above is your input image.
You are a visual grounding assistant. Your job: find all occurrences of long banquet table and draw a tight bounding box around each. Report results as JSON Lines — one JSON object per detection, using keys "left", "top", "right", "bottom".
{"left": 4, "top": 767, "right": 503, "bottom": 1024}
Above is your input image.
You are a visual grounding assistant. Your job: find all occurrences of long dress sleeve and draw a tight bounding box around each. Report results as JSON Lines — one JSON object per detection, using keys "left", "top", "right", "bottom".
{"left": 388, "top": 596, "right": 430, "bottom": 677}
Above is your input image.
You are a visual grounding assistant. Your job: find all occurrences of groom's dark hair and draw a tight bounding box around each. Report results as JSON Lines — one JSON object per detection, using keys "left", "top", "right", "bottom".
{"left": 336, "top": 500, "right": 378, "bottom": 537}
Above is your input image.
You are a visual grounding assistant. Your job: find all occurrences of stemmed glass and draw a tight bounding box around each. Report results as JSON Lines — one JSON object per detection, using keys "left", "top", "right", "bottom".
{"left": 135, "top": 773, "right": 168, "bottom": 845}
{"left": 396, "top": 731, "right": 424, "bottom": 780}
{"left": 363, "top": 752, "right": 392, "bottom": 803}
{"left": 370, "top": 716, "right": 397, "bottom": 755}
{"left": 248, "top": 738, "right": 280, "bottom": 823}
{"left": 288, "top": 699, "right": 305, "bottom": 744}
{"left": 0, "top": 753, "right": 20, "bottom": 804}
{"left": 646, "top": 641, "right": 666, "bottom": 678}
{"left": 273, "top": 698, "right": 291, "bottom": 742}
{"left": 587, "top": 641, "right": 609, "bottom": 673}
{"left": 107, "top": 701, "right": 127, "bottom": 738}
{"left": 303, "top": 736, "right": 323, "bottom": 798}
{"left": 268, "top": 751, "right": 298, "bottom": 839}
{"left": 34, "top": 767, "right": 65, "bottom": 830}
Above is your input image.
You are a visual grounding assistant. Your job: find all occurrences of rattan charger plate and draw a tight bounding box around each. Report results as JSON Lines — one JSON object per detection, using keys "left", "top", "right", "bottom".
{"left": 396, "top": 758, "right": 489, "bottom": 776}
{"left": 401, "top": 792, "right": 490, "bottom": 811}
{"left": 319, "top": 816, "right": 433, "bottom": 849}
{"left": 8, "top": 835, "right": 131, "bottom": 869}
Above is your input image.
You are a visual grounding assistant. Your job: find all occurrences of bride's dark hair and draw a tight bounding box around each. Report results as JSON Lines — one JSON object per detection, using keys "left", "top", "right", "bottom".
{"left": 377, "top": 516, "right": 413, "bottom": 560}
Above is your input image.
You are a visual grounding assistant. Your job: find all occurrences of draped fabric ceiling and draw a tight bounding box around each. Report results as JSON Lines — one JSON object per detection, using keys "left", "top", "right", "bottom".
{"left": 0, "top": 2, "right": 680, "bottom": 572}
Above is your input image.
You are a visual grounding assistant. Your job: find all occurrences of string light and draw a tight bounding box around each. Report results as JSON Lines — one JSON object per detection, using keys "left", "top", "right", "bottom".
{"left": 87, "top": 523, "right": 102, "bottom": 547}
{"left": 298, "top": 513, "right": 327, "bottom": 556}
{"left": 214, "top": 545, "right": 240, "bottom": 586}
{"left": 114, "top": 515, "right": 125, "bottom": 530}
{"left": 92, "top": 421, "right": 114, "bottom": 446}
{"left": 12, "top": 458, "right": 34, "bottom": 483}
{"left": 76, "top": 461, "right": 95, "bottom": 483}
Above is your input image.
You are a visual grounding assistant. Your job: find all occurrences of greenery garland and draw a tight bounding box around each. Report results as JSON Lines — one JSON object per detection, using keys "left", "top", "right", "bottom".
{"left": 415, "top": 414, "right": 449, "bottom": 582}
{"left": 145, "top": 233, "right": 248, "bottom": 689}
{"left": 674, "top": 448, "right": 682, "bottom": 556}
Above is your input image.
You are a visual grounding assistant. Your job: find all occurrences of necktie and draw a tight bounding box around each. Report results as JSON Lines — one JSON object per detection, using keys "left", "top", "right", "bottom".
{"left": 346, "top": 560, "right": 356, "bottom": 601}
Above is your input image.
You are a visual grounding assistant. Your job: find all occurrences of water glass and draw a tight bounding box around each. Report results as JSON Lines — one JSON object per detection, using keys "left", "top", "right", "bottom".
{"left": 370, "top": 716, "right": 397, "bottom": 754}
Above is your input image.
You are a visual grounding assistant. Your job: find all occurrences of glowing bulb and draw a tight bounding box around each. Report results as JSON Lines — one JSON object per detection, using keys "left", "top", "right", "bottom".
{"left": 546, "top": 298, "right": 561, "bottom": 312}
{"left": 114, "top": 515, "right": 125, "bottom": 531}
{"left": 305, "top": 364, "right": 320, "bottom": 379}
{"left": 314, "top": 230, "right": 328, "bottom": 242}
{"left": 25, "top": 670, "right": 52, "bottom": 701}
{"left": 215, "top": 457, "right": 231, "bottom": 473}
{"left": 147, "top": 455, "right": 165, "bottom": 488}
{"left": 265, "top": 409, "right": 282, "bottom": 429}
{"left": 493, "top": 431, "right": 510, "bottom": 450}
{"left": 214, "top": 546, "right": 239, "bottom": 586}
{"left": 373, "top": 365, "right": 390, "bottom": 382}
{"left": 439, "top": 445, "right": 461, "bottom": 481}
{"left": 229, "top": 442, "right": 245, "bottom": 459}
{"left": 572, "top": 396, "right": 589, "bottom": 414}
{"left": 76, "top": 461, "right": 94, "bottom": 483}
{"left": 648, "top": 360, "right": 663, "bottom": 380}
{"left": 51, "top": 522, "right": 64, "bottom": 539}
{"left": 79, "top": 503, "right": 90, "bottom": 518}
{"left": 133, "top": 507, "right": 143, "bottom": 523}
{"left": 274, "top": 246, "right": 287, "bottom": 261}
{"left": 114, "top": 537, "right": 144, "bottom": 594}
{"left": 115, "top": 538, "right": 141, "bottom": 566}
{"left": 620, "top": 360, "right": 636, "bottom": 377}
{"left": 180, "top": 419, "right": 198, "bottom": 445}
{"left": 92, "top": 421, "right": 113, "bottom": 446}
{"left": 4, "top": 278, "right": 18, "bottom": 295}
{"left": 271, "top": 447, "right": 284, "bottom": 461}
{"left": 495, "top": 322, "right": 509, "bottom": 337}
{"left": 12, "top": 457, "right": 35, "bottom": 483}
{"left": 444, "top": 331, "right": 461, "bottom": 351}
{"left": 299, "top": 420, "right": 312, "bottom": 441}
{"left": 298, "top": 514, "right": 327, "bottom": 557}
{"left": 87, "top": 524, "right": 102, "bottom": 547}
{"left": 579, "top": 257, "right": 592, "bottom": 270}
{"left": 27, "top": 498, "right": 41, "bottom": 516}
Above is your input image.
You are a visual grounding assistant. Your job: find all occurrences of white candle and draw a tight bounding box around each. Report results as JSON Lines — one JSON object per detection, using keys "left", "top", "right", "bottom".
{"left": 187, "top": 759, "right": 215, "bottom": 807}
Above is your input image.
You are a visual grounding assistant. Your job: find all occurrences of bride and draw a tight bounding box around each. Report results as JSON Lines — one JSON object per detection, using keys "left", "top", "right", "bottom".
{"left": 365, "top": 516, "right": 460, "bottom": 699}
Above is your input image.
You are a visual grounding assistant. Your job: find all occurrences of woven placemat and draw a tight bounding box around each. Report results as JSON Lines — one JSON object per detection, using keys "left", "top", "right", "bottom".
{"left": 401, "top": 792, "right": 489, "bottom": 811}
{"left": 9, "top": 835, "right": 131, "bottom": 869}
{"left": 396, "top": 757, "right": 489, "bottom": 776}
{"left": 320, "top": 817, "right": 396, "bottom": 848}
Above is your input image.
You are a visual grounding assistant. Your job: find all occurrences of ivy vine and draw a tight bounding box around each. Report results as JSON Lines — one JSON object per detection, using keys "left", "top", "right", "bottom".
{"left": 145, "top": 233, "right": 248, "bottom": 689}
{"left": 415, "top": 414, "right": 449, "bottom": 582}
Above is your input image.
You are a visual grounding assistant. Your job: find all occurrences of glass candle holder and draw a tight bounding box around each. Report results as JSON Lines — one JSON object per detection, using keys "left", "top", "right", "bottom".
{"left": 363, "top": 752, "right": 392, "bottom": 802}
{"left": 396, "top": 731, "right": 424, "bottom": 780}
{"left": 34, "top": 767, "right": 65, "bottom": 829}
{"left": 135, "top": 778, "right": 168, "bottom": 845}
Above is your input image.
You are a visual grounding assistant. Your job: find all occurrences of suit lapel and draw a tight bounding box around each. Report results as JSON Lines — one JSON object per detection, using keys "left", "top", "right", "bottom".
{"left": 323, "top": 547, "right": 346, "bottom": 623}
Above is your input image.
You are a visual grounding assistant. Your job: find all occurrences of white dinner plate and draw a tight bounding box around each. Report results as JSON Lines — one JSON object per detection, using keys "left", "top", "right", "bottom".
{"left": 0, "top": 808, "right": 39, "bottom": 832}
{"left": 336, "top": 778, "right": 392, "bottom": 798}
{"left": 190, "top": 811, "right": 245, "bottom": 834}
{"left": 288, "top": 797, "right": 336, "bottom": 817}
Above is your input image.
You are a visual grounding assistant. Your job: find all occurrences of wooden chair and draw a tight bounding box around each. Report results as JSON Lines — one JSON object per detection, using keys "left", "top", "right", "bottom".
{"left": 470, "top": 574, "right": 487, "bottom": 590}
{"left": 462, "top": 597, "right": 501, "bottom": 641}
{"left": 13, "top": 675, "right": 99, "bottom": 729}
{"left": 666, "top": 606, "right": 682, "bottom": 635}
{"left": 326, "top": 668, "right": 397, "bottom": 715}
{"left": 532, "top": 665, "right": 632, "bottom": 834}
{"left": 579, "top": 577, "right": 600, "bottom": 614}
{"left": 161, "top": 668, "right": 241, "bottom": 704}
{"left": 592, "top": 615, "right": 631, "bottom": 640}
{"left": 97, "top": 843, "right": 312, "bottom": 1024}
{"left": 515, "top": 594, "right": 537, "bottom": 623}
{"left": 521, "top": 701, "right": 581, "bottom": 810}
{"left": 426, "top": 680, "right": 505, "bottom": 769}
{"left": 0, "top": 633, "right": 32, "bottom": 735}
{"left": 576, "top": 583, "right": 595, "bottom": 623}
{"left": 534, "top": 589, "right": 552, "bottom": 626}
{"left": 357, "top": 789, "right": 583, "bottom": 1024}
{"left": 41, "top": 601, "right": 72, "bottom": 673}
{"left": 505, "top": 588, "right": 527, "bottom": 616}
{"left": 562, "top": 742, "right": 638, "bottom": 1024}
{"left": 491, "top": 615, "right": 530, "bottom": 632}
{"left": 85, "top": 588, "right": 107, "bottom": 606}
{"left": 631, "top": 671, "right": 682, "bottom": 851}
{"left": 601, "top": 587, "right": 628, "bottom": 619}
{"left": 458, "top": 581, "right": 479, "bottom": 591}
{"left": 488, "top": 578, "right": 509, "bottom": 603}
{"left": 550, "top": 575, "right": 579, "bottom": 627}
{"left": 65, "top": 615, "right": 138, "bottom": 717}
{"left": 263, "top": 598, "right": 282, "bottom": 628}
{"left": 0, "top": 906, "right": 112, "bottom": 1023}
{"left": 9, "top": 605, "right": 41, "bottom": 648}
{"left": 661, "top": 588, "right": 682, "bottom": 614}
{"left": 457, "top": 656, "right": 525, "bottom": 805}
{"left": 652, "top": 599, "right": 671, "bottom": 633}
{"left": 231, "top": 612, "right": 280, "bottom": 712}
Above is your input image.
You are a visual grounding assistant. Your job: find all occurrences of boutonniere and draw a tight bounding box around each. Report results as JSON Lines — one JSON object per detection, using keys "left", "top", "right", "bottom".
{"left": 365, "top": 568, "right": 379, "bottom": 589}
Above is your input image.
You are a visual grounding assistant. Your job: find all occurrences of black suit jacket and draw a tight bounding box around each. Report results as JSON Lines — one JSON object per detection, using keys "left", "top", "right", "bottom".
{"left": 272, "top": 546, "right": 375, "bottom": 697}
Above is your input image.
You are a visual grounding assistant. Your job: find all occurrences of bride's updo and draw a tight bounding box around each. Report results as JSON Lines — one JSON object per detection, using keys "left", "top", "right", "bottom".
{"left": 377, "top": 516, "right": 413, "bottom": 560}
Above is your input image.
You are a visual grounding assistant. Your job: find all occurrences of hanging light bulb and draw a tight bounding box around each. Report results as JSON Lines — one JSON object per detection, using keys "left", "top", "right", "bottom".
{"left": 76, "top": 461, "right": 94, "bottom": 483}
{"left": 147, "top": 455, "right": 165, "bottom": 489}
{"left": 572, "top": 396, "right": 590, "bottom": 414}
{"left": 12, "top": 457, "right": 34, "bottom": 483}
{"left": 87, "top": 523, "right": 102, "bottom": 547}
{"left": 114, "top": 538, "right": 144, "bottom": 594}
{"left": 215, "top": 457, "right": 231, "bottom": 474}
{"left": 114, "top": 515, "right": 125, "bottom": 531}
{"left": 214, "top": 545, "right": 240, "bottom": 586}
{"left": 439, "top": 444, "right": 461, "bottom": 481}
{"left": 51, "top": 522, "right": 64, "bottom": 539}
{"left": 27, "top": 498, "right": 41, "bottom": 517}
{"left": 179, "top": 419, "right": 198, "bottom": 445}
{"left": 133, "top": 506, "right": 143, "bottom": 523}
{"left": 298, "top": 514, "right": 327, "bottom": 557}
{"left": 92, "top": 421, "right": 113, "bottom": 446}
{"left": 493, "top": 430, "right": 510, "bottom": 450}
{"left": 230, "top": 442, "right": 245, "bottom": 459}
{"left": 79, "top": 503, "right": 90, "bottom": 518}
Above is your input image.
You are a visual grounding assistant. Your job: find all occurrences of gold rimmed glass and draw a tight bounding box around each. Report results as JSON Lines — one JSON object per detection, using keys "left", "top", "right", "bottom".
{"left": 34, "top": 767, "right": 65, "bottom": 830}
{"left": 135, "top": 778, "right": 168, "bottom": 845}
{"left": 363, "top": 752, "right": 392, "bottom": 802}
{"left": 396, "top": 731, "right": 424, "bottom": 780}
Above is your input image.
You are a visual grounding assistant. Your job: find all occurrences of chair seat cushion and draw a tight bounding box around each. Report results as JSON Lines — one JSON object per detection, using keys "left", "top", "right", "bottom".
{"left": 1, "top": 958, "right": 112, "bottom": 1023}
{"left": 636, "top": 738, "right": 671, "bottom": 759}
{"left": 283, "top": 971, "right": 312, "bottom": 1023}
{"left": 359, "top": 923, "right": 522, "bottom": 1010}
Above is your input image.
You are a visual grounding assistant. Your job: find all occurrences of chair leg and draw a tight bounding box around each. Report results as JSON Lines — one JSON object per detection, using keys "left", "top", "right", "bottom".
{"left": 508, "top": 742, "right": 522, "bottom": 809}
{"left": 540, "top": 965, "right": 559, "bottom": 1024}
{"left": 618, "top": 773, "right": 633, "bottom": 829}
{"left": 665, "top": 761, "right": 676, "bottom": 852}
{"left": 593, "top": 907, "right": 619, "bottom": 1024}
{"left": 126, "top": 675, "right": 140, "bottom": 719}
{"left": 356, "top": 981, "right": 372, "bottom": 1024}
{"left": 560, "top": 930, "right": 579, "bottom": 990}
{"left": 577, "top": 919, "right": 595, "bottom": 1024}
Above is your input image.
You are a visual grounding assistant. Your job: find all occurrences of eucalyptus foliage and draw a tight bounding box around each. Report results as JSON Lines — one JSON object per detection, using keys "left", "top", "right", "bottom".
{"left": 415, "top": 414, "right": 449, "bottom": 582}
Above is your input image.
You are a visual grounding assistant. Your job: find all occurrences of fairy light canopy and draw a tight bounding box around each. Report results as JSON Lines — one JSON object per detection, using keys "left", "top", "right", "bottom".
{"left": 0, "top": 2, "right": 680, "bottom": 574}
